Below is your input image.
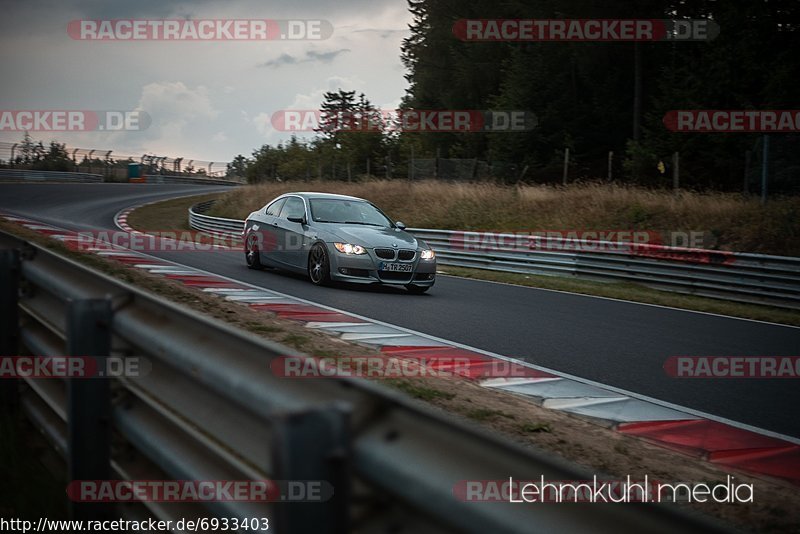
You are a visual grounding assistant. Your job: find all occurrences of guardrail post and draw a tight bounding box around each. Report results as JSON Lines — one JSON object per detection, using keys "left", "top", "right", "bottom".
{"left": 66, "top": 298, "right": 113, "bottom": 520}
{"left": 0, "top": 249, "right": 20, "bottom": 412}
{"left": 271, "top": 402, "right": 351, "bottom": 534}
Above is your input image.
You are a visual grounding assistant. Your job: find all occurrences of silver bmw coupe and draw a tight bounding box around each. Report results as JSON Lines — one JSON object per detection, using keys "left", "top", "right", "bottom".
{"left": 242, "top": 192, "right": 436, "bottom": 293}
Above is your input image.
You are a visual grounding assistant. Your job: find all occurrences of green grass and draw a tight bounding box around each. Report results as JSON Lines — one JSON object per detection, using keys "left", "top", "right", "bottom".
{"left": 520, "top": 422, "right": 552, "bottom": 433}
{"left": 466, "top": 408, "right": 516, "bottom": 421}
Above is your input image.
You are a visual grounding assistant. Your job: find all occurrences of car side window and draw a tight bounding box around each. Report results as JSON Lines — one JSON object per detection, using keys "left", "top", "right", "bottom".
{"left": 279, "top": 197, "right": 305, "bottom": 220}
{"left": 265, "top": 198, "right": 286, "bottom": 217}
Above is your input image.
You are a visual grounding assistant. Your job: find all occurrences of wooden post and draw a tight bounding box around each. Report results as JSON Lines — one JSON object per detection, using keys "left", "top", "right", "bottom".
{"left": 743, "top": 150, "right": 751, "bottom": 196}
{"left": 607, "top": 151, "right": 613, "bottom": 181}
{"left": 562, "top": 148, "right": 569, "bottom": 186}
{"left": 672, "top": 152, "right": 679, "bottom": 191}
{"left": 761, "top": 135, "right": 769, "bottom": 205}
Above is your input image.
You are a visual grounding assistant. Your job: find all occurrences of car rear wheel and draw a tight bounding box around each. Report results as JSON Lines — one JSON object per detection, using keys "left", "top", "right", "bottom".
{"left": 245, "top": 234, "right": 262, "bottom": 270}
{"left": 308, "top": 243, "right": 331, "bottom": 286}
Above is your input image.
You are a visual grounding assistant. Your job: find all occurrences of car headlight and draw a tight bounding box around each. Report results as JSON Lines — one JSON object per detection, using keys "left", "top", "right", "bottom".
{"left": 334, "top": 242, "right": 366, "bottom": 255}
{"left": 420, "top": 249, "right": 435, "bottom": 260}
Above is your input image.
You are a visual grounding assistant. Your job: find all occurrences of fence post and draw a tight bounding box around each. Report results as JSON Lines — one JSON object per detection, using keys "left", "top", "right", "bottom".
{"left": 67, "top": 298, "right": 113, "bottom": 520}
{"left": 0, "top": 249, "right": 20, "bottom": 412}
{"left": 761, "top": 134, "right": 769, "bottom": 205}
{"left": 743, "top": 150, "right": 751, "bottom": 196}
{"left": 562, "top": 148, "right": 569, "bottom": 186}
{"left": 607, "top": 151, "right": 613, "bottom": 181}
{"left": 271, "top": 403, "right": 351, "bottom": 533}
{"left": 672, "top": 152, "right": 680, "bottom": 191}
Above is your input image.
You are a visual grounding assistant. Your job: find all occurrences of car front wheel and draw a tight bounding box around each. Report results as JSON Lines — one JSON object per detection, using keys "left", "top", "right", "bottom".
{"left": 308, "top": 243, "right": 331, "bottom": 286}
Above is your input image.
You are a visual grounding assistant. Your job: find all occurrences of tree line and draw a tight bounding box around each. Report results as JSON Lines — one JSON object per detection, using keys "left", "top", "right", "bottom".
{"left": 235, "top": 1, "right": 799, "bottom": 191}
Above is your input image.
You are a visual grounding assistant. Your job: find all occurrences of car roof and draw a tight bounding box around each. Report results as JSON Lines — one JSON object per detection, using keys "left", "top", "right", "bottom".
{"left": 280, "top": 192, "right": 368, "bottom": 202}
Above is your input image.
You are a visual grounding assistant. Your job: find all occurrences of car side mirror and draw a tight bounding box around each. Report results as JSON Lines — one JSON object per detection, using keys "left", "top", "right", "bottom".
{"left": 287, "top": 216, "right": 305, "bottom": 224}
{"left": 395, "top": 221, "right": 406, "bottom": 230}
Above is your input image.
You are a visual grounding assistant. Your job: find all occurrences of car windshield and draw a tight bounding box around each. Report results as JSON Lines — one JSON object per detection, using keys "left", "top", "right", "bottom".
{"left": 309, "top": 199, "right": 392, "bottom": 227}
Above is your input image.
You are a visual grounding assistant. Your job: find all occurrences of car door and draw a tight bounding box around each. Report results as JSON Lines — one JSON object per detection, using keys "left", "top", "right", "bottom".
{"left": 274, "top": 196, "right": 307, "bottom": 269}
{"left": 254, "top": 197, "right": 285, "bottom": 264}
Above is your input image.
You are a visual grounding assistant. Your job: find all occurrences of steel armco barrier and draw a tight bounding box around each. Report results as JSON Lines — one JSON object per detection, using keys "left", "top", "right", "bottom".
{"left": 0, "top": 168, "right": 104, "bottom": 182}
{"left": 139, "top": 175, "right": 242, "bottom": 186}
{"left": 0, "top": 229, "right": 727, "bottom": 533}
{"left": 189, "top": 200, "right": 247, "bottom": 237}
{"left": 188, "top": 202, "right": 800, "bottom": 310}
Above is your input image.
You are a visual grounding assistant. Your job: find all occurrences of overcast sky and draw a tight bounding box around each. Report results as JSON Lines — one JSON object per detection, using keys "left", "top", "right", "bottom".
{"left": 0, "top": 0, "right": 412, "bottom": 163}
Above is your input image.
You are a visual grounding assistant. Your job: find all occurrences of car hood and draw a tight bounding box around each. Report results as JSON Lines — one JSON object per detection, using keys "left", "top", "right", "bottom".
{"left": 327, "top": 225, "right": 418, "bottom": 249}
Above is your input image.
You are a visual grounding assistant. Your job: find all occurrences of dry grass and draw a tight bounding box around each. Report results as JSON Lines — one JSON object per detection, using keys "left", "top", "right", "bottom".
{"left": 208, "top": 180, "right": 800, "bottom": 256}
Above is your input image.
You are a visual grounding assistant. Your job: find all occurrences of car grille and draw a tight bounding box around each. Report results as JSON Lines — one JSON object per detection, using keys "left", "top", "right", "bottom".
{"left": 378, "top": 271, "right": 413, "bottom": 282}
{"left": 398, "top": 249, "right": 416, "bottom": 261}
{"left": 374, "top": 248, "right": 396, "bottom": 260}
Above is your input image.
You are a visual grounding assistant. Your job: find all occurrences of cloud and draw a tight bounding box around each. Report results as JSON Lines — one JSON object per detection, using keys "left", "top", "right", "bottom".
{"left": 352, "top": 28, "right": 409, "bottom": 39}
{"left": 259, "top": 48, "right": 350, "bottom": 68}
{"left": 252, "top": 112, "right": 272, "bottom": 137}
{"left": 112, "top": 81, "right": 220, "bottom": 155}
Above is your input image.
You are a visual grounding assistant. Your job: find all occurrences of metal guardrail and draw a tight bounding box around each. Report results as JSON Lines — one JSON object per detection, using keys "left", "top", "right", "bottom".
{"left": 0, "top": 168, "right": 104, "bottom": 183}
{"left": 0, "top": 169, "right": 243, "bottom": 186}
{"left": 0, "top": 229, "right": 726, "bottom": 533}
{"left": 188, "top": 201, "right": 800, "bottom": 310}
{"left": 138, "top": 175, "right": 242, "bottom": 186}
{"left": 189, "top": 200, "right": 248, "bottom": 236}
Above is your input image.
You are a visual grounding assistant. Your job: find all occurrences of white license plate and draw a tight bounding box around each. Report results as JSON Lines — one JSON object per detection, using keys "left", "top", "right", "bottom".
{"left": 380, "top": 262, "right": 412, "bottom": 272}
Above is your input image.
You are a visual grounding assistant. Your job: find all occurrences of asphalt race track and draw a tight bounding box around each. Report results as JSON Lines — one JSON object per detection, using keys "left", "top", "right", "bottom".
{"left": 2, "top": 183, "right": 799, "bottom": 438}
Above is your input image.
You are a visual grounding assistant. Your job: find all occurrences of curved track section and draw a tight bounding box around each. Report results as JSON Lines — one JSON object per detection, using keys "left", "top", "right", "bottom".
{"left": 1, "top": 183, "right": 799, "bottom": 440}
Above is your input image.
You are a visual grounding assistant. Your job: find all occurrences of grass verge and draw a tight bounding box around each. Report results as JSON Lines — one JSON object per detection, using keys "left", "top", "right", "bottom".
{"left": 125, "top": 192, "right": 223, "bottom": 232}
{"left": 207, "top": 180, "right": 800, "bottom": 257}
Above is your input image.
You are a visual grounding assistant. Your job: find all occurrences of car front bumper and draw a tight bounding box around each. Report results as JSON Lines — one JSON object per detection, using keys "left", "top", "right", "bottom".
{"left": 326, "top": 244, "right": 436, "bottom": 287}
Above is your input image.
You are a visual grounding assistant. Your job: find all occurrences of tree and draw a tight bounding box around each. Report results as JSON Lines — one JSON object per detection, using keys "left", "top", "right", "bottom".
{"left": 227, "top": 155, "right": 249, "bottom": 178}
